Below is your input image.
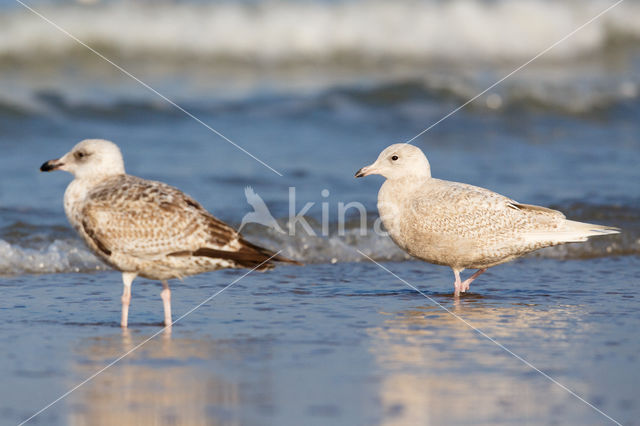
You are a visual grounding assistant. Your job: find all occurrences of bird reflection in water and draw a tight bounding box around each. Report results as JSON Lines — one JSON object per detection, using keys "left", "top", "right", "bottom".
{"left": 67, "top": 331, "right": 244, "bottom": 426}
{"left": 367, "top": 297, "right": 585, "bottom": 425}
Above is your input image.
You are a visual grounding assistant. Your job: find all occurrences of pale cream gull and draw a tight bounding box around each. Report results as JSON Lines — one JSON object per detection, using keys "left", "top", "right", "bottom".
{"left": 41, "top": 139, "right": 298, "bottom": 327}
{"left": 355, "top": 143, "right": 619, "bottom": 296}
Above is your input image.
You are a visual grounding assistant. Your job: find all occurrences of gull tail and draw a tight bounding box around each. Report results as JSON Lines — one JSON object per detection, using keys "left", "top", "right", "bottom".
{"left": 239, "top": 239, "right": 303, "bottom": 267}
{"left": 525, "top": 220, "right": 620, "bottom": 244}
{"left": 193, "top": 240, "right": 302, "bottom": 271}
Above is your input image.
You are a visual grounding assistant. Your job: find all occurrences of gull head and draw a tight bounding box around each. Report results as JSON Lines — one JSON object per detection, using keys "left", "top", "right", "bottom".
{"left": 40, "top": 139, "right": 125, "bottom": 179}
{"left": 355, "top": 143, "right": 431, "bottom": 180}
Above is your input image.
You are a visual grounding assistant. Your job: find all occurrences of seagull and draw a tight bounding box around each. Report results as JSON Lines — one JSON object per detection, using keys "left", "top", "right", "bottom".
{"left": 238, "top": 186, "right": 285, "bottom": 234}
{"left": 40, "top": 139, "right": 299, "bottom": 327}
{"left": 355, "top": 143, "right": 620, "bottom": 296}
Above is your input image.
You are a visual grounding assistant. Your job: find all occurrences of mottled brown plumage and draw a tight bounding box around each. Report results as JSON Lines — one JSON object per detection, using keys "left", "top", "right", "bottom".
{"left": 76, "top": 174, "right": 290, "bottom": 280}
{"left": 41, "top": 139, "right": 298, "bottom": 327}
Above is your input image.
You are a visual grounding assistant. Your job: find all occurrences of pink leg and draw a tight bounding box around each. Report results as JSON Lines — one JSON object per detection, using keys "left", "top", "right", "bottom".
{"left": 121, "top": 272, "right": 136, "bottom": 328}
{"left": 161, "top": 280, "right": 172, "bottom": 327}
{"left": 461, "top": 269, "right": 487, "bottom": 292}
{"left": 452, "top": 269, "right": 463, "bottom": 297}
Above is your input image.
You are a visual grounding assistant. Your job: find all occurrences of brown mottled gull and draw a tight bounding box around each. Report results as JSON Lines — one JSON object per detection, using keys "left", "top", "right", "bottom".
{"left": 40, "top": 139, "right": 298, "bottom": 327}
{"left": 355, "top": 143, "right": 619, "bottom": 296}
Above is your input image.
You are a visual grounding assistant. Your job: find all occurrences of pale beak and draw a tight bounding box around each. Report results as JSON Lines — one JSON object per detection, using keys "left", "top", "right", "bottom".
{"left": 40, "top": 158, "right": 64, "bottom": 172}
{"left": 355, "top": 164, "right": 377, "bottom": 178}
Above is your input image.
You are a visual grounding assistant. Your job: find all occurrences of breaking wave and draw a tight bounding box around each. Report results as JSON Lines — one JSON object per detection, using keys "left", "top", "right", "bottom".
{"left": 1, "top": 0, "right": 639, "bottom": 66}
{"left": 0, "top": 201, "right": 635, "bottom": 276}
{"left": 0, "top": 238, "right": 106, "bottom": 275}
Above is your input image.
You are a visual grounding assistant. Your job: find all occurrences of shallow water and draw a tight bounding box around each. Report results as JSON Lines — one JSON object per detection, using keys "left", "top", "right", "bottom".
{"left": 1, "top": 0, "right": 639, "bottom": 424}
{"left": 2, "top": 257, "right": 639, "bottom": 425}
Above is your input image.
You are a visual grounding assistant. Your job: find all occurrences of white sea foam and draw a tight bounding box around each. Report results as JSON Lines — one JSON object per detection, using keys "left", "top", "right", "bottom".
{"left": 2, "top": 0, "right": 639, "bottom": 65}
{"left": 0, "top": 238, "right": 106, "bottom": 275}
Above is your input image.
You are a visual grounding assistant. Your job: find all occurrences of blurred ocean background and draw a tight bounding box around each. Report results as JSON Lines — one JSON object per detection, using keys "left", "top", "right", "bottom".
{"left": 0, "top": 0, "right": 639, "bottom": 425}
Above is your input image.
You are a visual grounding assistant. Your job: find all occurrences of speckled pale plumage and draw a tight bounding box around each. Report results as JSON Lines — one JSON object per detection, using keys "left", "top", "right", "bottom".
{"left": 379, "top": 178, "right": 566, "bottom": 270}
{"left": 356, "top": 143, "right": 619, "bottom": 295}
{"left": 42, "top": 139, "right": 296, "bottom": 327}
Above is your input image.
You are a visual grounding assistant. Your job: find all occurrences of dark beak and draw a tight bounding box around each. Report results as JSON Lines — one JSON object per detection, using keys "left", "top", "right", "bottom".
{"left": 355, "top": 165, "right": 375, "bottom": 178}
{"left": 40, "top": 159, "right": 63, "bottom": 172}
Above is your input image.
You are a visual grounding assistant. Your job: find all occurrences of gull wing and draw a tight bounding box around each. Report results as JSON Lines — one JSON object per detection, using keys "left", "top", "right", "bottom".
{"left": 80, "top": 175, "right": 238, "bottom": 260}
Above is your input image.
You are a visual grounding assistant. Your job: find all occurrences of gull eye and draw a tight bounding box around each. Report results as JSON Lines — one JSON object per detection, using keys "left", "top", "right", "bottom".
{"left": 75, "top": 151, "right": 87, "bottom": 160}
{"left": 391, "top": 155, "right": 399, "bottom": 161}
